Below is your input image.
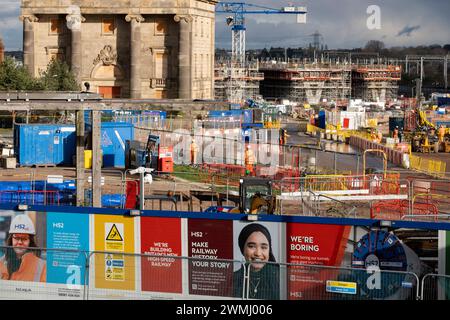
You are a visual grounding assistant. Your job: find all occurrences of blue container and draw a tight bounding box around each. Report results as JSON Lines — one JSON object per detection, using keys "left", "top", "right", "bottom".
{"left": 318, "top": 110, "right": 326, "bottom": 129}
{"left": 14, "top": 124, "right": 76, "bottom": 166}
{"left": 86, "top": 122, "right": 134, "bottom": 168}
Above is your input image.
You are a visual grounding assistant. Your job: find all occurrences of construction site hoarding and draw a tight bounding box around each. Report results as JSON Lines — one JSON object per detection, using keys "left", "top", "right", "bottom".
{"left": 0, "top": 208, "right": 448, "bottom": 300}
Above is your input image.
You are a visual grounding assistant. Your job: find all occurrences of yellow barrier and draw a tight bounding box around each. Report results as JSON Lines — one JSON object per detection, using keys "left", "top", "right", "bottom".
{"left": 305, "top": 175, "right": 348, "bottom": 191}
{"left": 409, "top": 155, "right": 446, "bottom": 178}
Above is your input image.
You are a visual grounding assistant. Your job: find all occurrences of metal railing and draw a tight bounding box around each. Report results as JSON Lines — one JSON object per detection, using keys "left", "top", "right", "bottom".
{"left": 421, "top": 274, "right": 450, "bottom": 300}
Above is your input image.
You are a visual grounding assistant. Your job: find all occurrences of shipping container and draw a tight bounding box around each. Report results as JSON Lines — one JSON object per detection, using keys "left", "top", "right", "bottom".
{"left": 86, "top": 122, "right": 134, "bottom": 168}
{"left": 14, "top": 124, "right": 76, "bottom": 166}
{"left": 389, "top": 117, "right": 405, "bottom": 133}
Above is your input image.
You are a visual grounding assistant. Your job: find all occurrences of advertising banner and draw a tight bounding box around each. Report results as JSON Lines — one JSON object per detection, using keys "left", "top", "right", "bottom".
{"left": 93, "top": 215, "right": 136, "bottom": 291}
{"left": 233, "top": 221, "right": 281, "bottom": 300}
{"left": 0, "top": 211, "right": 48, "bottom": 298}
{"left": 188, "top": 219, "right": 233, "bottom": 297}
{"left": 46, "top": 212, "right": 89, "bottom": 285}
{"left": 286, "top": 223, "right": 351, "bottom": 300}
{"left": 141, "top": 217, "right": 182, "bottom": 294}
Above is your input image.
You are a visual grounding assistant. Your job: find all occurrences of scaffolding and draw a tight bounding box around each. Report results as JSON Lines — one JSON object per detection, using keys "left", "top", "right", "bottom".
{"left": 214, "top": 60, "right": 264, "bottom": 103}
{"left": 259, "top": 62, "right": 352, "bottom": 106}
{"left": 352, "top": 65, "right": 401, "bottom": 103}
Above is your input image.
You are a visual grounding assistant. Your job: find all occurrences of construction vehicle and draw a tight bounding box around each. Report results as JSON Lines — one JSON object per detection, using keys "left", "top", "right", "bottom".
{"left": 207, "top": 177, "right": 276, "bottom": 214}
{"left": 410, "top": 110, "right": 448, "bottom": 153}
{"left": 125, "top": 134, "right": 173, "bottom": 172}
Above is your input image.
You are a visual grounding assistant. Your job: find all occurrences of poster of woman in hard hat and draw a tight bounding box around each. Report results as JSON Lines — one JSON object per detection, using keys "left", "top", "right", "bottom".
{"left": 0, "top": 212, "right": 46, "bottom": 282}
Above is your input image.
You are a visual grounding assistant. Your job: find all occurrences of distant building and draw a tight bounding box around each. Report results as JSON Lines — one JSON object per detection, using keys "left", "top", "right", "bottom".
{"left": 21, "top": 0, "right": 217, "bottom": 99}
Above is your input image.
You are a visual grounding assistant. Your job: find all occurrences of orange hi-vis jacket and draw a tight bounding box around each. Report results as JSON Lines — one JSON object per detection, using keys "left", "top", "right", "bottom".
{"left": 0, "top": 252, "right": 46, "bottom": 282}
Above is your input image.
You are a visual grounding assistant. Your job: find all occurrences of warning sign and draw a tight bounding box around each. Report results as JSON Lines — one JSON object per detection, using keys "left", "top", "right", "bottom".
{"left": 102, "top": 131, "right": 113, "bottom": 146}
{"left": 105, "top": 223, "right": 124, "bottom": 251}
{"left": 106, "top": 224, "right": 123, "bottom": 241}
{"left": 105, "top": 254, "right": 125, "bottom": 281}
{"left": 94, "top": 215, "right": 135, "bottom": 290}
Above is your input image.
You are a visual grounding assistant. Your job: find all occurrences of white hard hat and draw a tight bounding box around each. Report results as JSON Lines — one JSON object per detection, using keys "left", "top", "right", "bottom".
{"left": 9, "top": 214, "right": 36, "bottom": 235}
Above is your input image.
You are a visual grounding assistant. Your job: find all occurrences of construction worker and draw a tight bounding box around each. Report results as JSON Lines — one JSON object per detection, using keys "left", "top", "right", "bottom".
{"left": 438, "top": 125, "right": 446, "bottom": 143}
{"left": 244, "top": 145, "right": 256, "bottom": 175}
{"left": 190, "top": 139, "right": 199, "bottom": 165}
{"left": 377, "top": 131, "right": 383, "bottom": 144}
{"left": 371, "top": 129, "right": 378, "bottom": 142}
{"left": 279, "top": 129, "right": 289, "bottom": 145}
{"left": 0, "top": 215, "right": 46, "bottom": 282}
{"left": 393, "top": 126, "right": 399, "bottom": 139}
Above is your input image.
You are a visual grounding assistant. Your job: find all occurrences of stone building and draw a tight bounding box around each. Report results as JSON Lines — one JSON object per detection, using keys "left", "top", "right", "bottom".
{"left": 20, "top": 0, "right": 217, "bottom": 99}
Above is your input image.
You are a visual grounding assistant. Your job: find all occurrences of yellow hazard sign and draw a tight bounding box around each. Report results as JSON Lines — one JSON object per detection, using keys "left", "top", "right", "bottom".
{"left": 106, "top": 224, "right": 123, "bottom": 241}
{"left": 94, "top": 215, "right": 135, "bottom": 290}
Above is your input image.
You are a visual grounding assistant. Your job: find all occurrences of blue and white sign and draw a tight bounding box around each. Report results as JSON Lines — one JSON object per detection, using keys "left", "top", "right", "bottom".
{"left": 46, "top": 212, "right": 90, "bottom": 285}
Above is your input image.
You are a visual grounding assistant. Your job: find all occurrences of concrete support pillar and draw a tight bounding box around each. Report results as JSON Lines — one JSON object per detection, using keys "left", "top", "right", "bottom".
{"left": 66, "top": 13, "right": 85, "bottom": 86}
{"left": 92, "top": 111, "right": 102, "bottom": 207}
{"left": 76, "top": 110, "right": 85, "bottom": 206}
{"left": 20, "top": 15, "right": 38, "bottom": 76}
{"left": 126, "top": 14, "right": 145, "bottom": 99}
{"left": 175, "top": 15, "right": 193, "bottom": 99}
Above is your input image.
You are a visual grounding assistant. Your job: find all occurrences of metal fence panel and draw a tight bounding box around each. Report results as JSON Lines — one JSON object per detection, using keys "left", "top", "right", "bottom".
{"left": 421, "top": 274, "right": 450, "bottom": 300}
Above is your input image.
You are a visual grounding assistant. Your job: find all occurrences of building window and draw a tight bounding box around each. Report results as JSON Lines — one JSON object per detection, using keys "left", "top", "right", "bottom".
{"left": 49, "top": 18, "right": 63, "bottom": 35}
{"left": 102, "top": 18, "right": 115, "bottom": 35}
{"left": 155, "top": 20, "right": 168, "bottom": 35}
{"left": 155, "top": 52, "right": 169, "bottom": 79}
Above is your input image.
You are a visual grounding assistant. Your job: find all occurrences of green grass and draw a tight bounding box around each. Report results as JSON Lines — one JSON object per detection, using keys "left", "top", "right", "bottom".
{"left": 172, "top": 164, "right": 204, "bottom": 183}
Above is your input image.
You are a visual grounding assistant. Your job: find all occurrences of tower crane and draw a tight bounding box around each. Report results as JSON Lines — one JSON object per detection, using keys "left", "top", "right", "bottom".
{"left": 216, "top": 2, "right": 307, "bottom": 65}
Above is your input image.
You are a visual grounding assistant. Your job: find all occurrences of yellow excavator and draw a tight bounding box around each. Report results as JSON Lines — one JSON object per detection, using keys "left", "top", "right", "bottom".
{"left": 207, "top": 177, "right": 276, "bottom": 215}
{"left": 229, "top": 177, "right": 276, "bottom": 214}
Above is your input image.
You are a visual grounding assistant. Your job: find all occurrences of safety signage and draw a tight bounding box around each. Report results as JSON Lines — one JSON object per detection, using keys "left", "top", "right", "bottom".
{"left": 94, "top": 215, "right": 135, "bottom": 290}
{"left": 105, "top": 254, "right": 125, "bottom": 281}
{"left": 326, "top": 281, "right": 357, "bottom": 295}
{"left": 105, "top": 223, "right": 124, "bottom": 251}
{"left": 102, "top": 131, "right": 113, "bottom": 146}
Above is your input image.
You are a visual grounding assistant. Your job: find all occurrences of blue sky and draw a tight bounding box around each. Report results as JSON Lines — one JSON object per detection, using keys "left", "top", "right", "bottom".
{"left": 1, "top": 0, "right": 449, "bottom": 50}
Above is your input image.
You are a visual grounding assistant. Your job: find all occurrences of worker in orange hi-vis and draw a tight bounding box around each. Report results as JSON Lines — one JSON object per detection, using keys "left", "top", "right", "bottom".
{"left": 370, "top": 129, "right": 377, "bottom": 142}
{"left": 190, "top": 139, "right": 199, "bottom": 165}
{"left": 0, "top": 215, "right": 46, "bottom": 282}
{"left": 438, "top": 125, "right": 446, "bottom": 143}
{"left": 393, "top": 126, "right": 399, "bottom": 139}
{"left": 377, "top": 131, "right": 383, "bottom": 144}
{"left": 244, "top": 145, "right": 256, "bottom": 175}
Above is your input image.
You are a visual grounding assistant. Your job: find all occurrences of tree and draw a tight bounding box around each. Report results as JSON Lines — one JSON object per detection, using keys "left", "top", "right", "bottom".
{"left": 364, "top": 40, "right": 385, "bottom": 52}
{"left": 40, "top": 58, "right": 80, "bottom": 91}
{"left": 0, "top": 57, "right": 40, "bottom": 91}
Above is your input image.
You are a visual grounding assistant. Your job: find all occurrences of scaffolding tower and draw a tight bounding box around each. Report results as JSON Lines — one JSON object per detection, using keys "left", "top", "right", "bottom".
{"left": 351, "top": 65, "right": 402, "bottom": 103}
{"left": 214, "top": 60, "right": 264, "bottom": 103}
{"left": 259, "top": 61, "right": 352, "bottom": 105}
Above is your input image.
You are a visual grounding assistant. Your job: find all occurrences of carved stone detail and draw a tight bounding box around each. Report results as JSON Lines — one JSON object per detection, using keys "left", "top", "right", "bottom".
{"left": 93, "top": 45, "right": 117, "bottom": 66}
{"left": 66, "top": 13, "right": 85, "bottom": 31}
{"left": 19, "top": 15, "right": 39, "bottom": 23}
{"left": 125, "top": 14, "right": 145, "bottom": 23}
{"left": 174, "top": 15, "right": 193, "bottom": 23}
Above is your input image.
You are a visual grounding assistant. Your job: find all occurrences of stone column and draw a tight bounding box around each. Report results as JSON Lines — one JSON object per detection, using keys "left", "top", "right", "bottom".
{"left": 126, "top": 14, "right": 145, "bottom": 99}
{"left": 66, "top": 13, "right": 85, "bottom": 86}
{"left": 174, "top": 15, "right": 193, "bottom": 99}
{"left": 20, "top": 15, "right": 38, "bottom": 77}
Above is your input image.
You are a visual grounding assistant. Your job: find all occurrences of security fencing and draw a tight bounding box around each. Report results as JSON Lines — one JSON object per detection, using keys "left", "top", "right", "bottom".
{"left": 421, "top": 274, "right": 450, "bottom": 300}
{"left": 0, "top": 246, "right": 433, "bottom": 300}
{"left": 0, "top": 167, "right": 450, "bottom": 221}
